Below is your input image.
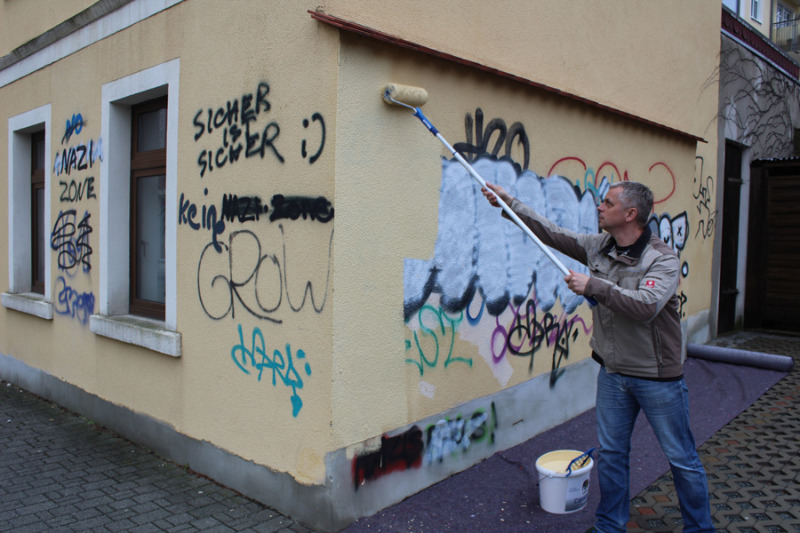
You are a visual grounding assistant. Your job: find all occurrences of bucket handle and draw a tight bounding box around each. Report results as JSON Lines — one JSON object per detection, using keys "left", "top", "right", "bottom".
{"left": 566, "top": 447, "right": 595, "bottom": 477}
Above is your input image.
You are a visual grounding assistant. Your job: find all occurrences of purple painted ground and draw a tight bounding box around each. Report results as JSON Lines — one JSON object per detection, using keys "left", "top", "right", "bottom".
{"left": 342, "top": 357, "right": 787, "bottom": 532}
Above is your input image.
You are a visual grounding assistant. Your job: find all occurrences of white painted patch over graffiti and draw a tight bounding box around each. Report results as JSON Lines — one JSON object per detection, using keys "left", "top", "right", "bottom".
{"left": 404, "top": 158, "right": 598, "bottom": 320}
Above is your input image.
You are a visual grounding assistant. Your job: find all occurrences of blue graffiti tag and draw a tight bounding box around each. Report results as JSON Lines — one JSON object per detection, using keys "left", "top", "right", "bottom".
{"left": 54, "top": 276, "right": 95, "bottom": 325}
{"left": 230, "top": 324, "right": 311, "bottom": 417}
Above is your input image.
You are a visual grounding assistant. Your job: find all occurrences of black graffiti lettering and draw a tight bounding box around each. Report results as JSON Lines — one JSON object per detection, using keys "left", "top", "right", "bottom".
{"left": 244, "top": 120, "right": 283, "bottom": 162}
{"left": 178, "top": 192, "right": 226, "bottom": 251}
{"left": 505, "top": 298, "right": 580, "bottom": 384}
{"left": 54, "top": 140, "right": 102, "bottom": 177}
{"left": 693, "top": 157, "right": 717, "bottom": 240}
{"left": 221, "top": 194, "right": 268, "bottom": 223}
{"left": 51, "top": 210, "right": 92, "bottom": 272}
{"left": 198, "top": 150, "right": 209, "bottom": 177}
{"left": 193, "top": 110, "right": 205, "bottom": 141}
{"left": 352, "top": 427, "right": 423, "bottom": 490}
{"left": 215, "top": 146, "right": 227, "bottom": 169}
{"left": 76, "top": 145, "right": 88, "bottom": 171}
{"left": 453, "top": 108, "right": 530, "bottom": 170}
{"left": 549, "top": 318, "right": 579, "bottom": 387}
{"left": 269, "top": 195, "right": 334, "bottom": 223}
{"left": 58, "top": 177, "right": 96, "bottom": 203}
{"left": 193, "top": 82, "right": 272, "bottom": 142}
{"left": 301, "top": 112, "right": 326, "bottom": 164}
{"left": 255, "top": 82, "right": 270, "bottom": 114}
{"left": 197, "top": 226, "right": 332, "bottom": 322}
{"left": 241, "top": 93, "right": 255, "bottom": 124}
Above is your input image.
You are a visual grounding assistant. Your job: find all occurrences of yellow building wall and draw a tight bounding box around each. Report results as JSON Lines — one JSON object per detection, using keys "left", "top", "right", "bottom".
{"left": 1, "top": 0, "right": 721, "bottom": 498}
{"left": 324, "top": 0, "right": 719, "bottom": 142}
{"left": 327, "top": 2, "right": 720, "bottom": 451}
{"left": 332, "top": 34, "right": 719, "bottom": 448}
{"left": 0, "top": 0, "right": 97, "bottom": 56}
{"left": 1, "top": 0, "right": 337, "bottom": 485}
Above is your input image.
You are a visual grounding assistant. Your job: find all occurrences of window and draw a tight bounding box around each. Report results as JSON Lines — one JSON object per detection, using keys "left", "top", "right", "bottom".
{"left": 3, "top": 105, "right": 53, "bottom": 320}
{"left": 93, "top": 59, "right": 180, "bottom": 356}
{"left": 723, "top": 0, "right": 740, "bottom": 15}
{"left": 130, "top": 98, "right": 167, "bottom": 320}
{"left": 31, "top": 131, "right": 46, "bottom": 294}
{"left": 751, "top": 0, "right": 762, "bottom": 22}
{"left": 777, "top": 3, "right": 793, "bottom": 23}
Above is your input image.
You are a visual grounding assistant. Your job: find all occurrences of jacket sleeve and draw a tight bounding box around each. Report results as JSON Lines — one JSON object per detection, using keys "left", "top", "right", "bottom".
{"left": 503, "top": 199, "right": 591, "bottom": 265}
{"left": 584, "top": 252, "right": 679, "bottom": 323}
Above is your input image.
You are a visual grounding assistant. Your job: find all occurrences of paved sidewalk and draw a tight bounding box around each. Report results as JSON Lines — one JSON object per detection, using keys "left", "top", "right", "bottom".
{"left": 0, "top": 380, "right": 313, "bottom": 533}
{"left": 628, "top": 331, "right": 800, "bottom": 532}
{"left": 1, "top": 330, "right": 798, "bottom": 532}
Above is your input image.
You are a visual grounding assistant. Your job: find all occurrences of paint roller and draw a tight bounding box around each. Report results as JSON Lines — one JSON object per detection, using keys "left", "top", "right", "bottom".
{"left": 382, "top": 83, "right": 598, "bottom": 307}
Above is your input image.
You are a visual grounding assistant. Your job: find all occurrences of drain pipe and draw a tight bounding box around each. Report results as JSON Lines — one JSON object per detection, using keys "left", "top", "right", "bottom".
{"left": 687, "top": 343, "right": 795, "bottom": 372}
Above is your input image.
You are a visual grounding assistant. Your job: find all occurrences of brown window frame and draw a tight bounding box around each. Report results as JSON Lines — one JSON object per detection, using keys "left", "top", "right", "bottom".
{"left": 31, "top": 131, "right": 45, "bottom": 294}
{"left": 129, "top": 97, "right": 167, "bottom": 320}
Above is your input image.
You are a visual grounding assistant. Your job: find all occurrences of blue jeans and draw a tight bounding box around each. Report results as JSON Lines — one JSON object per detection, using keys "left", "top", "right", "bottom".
{"left": 594, "top": 366, "right": 714, "bottom": 533}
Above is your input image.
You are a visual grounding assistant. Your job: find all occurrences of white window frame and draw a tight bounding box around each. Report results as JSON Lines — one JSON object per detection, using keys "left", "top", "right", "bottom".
{"left": 751, "top": 0, "right": 762, "bottom": 23}
{"left": 2, "top": 105, "right": 53, "bottom": 320}
{"left": 91, "top": 59, "right": 181, "bottom": 356}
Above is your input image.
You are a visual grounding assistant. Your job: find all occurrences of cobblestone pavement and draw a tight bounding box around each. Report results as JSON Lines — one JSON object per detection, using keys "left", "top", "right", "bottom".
{"left": 0, "top": 380, "right": 314, "bottom": 533}
{"left": 628, "top": 331, "right": 800, "bottom": 533}
{"left": 2, "top": 330, "right": 798, "bottom": 532}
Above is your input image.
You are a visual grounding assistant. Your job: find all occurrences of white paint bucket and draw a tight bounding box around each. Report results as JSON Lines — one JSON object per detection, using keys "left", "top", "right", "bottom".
{"left": 535, "top": 449, "right": 594, "bottom": 514}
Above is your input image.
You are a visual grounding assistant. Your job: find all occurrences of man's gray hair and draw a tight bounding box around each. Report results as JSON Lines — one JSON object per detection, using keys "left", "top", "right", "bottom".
{"left": 610, "top": 181, "right": 653, "bottom": 227}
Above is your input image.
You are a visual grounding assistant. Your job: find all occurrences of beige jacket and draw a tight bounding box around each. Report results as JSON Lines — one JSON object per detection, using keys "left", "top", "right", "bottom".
{"left": 506, "top": 199, "right": 683, "bottom": 379}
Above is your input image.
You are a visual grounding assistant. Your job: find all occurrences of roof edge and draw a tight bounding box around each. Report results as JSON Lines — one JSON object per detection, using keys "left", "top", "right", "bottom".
{"left": 309, "top": 9, "right": 707, "bottom": 144}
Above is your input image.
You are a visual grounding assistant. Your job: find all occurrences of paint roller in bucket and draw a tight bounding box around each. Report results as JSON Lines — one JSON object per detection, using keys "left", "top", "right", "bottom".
{"left": 535, "top": 448, "right": 595, "bottom": 514}
{"left": 382, "top": 83, "right": 597, "bottom": 307}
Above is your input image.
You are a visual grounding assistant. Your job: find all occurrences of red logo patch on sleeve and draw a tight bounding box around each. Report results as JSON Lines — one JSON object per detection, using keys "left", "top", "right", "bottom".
{"left": 645, "top": 280, "right": 656, "bottom": 288}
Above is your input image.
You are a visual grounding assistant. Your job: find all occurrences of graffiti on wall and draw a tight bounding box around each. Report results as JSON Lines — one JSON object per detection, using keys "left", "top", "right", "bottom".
{"left": 51, "top": 113, "right": 97, "bottom": 324}
{"left": 54, "top": 111, "right": 102, "bottom": 179}
{"left": 179, "top": 189, "right": 333, "bottom": 251}
{"left": 54, "top": 275, "right": 95, "bottom": 325}
{"left": 192, "top": 81, "right": 327, "bottom": 177}
{"left": 352, "top": 403, "right": 498, "bottom": 490}
{"left": 230, "top": 323, "right": 311, "bottom": 417}
{"left": 693, "top": 156, "right": 717, "bottom": 241}
{"left": 196, "top": 226, "right": 332, "bottom": 324}
{"left": 403, "top": 158, "right": 596, "bottom": 322}
{"left": 493, "top": 297, "right": 592, "bottom": 385}
{"left": 185, "top": 81, "right": 332, "bottom": 419}
{"left": 404, "top": 107, "right": 698, "bottom": 388}
{"left": 405, "top": 303, "right": 473, "bottom": 376}
{"left": 352, "top": 426, "right": 423, "bottom": 490}
{"left": 454, "top": 108, "right": 530, "bottom": 171}
{"left": 51, "top": 209, "right": 93, "bottom": 273}
{"left": 424, "top": 402, "right": 497, "bottom": 464}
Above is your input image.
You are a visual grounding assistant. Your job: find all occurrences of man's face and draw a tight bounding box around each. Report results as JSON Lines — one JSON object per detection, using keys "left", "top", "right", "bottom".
{"left": 597, "top": 187, "right": 634, "bottom": 232}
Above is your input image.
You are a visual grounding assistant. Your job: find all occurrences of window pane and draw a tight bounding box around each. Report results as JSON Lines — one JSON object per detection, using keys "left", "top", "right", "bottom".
{"left": 135, "top": 174, "right": 166, "bottom": 303}
{"left": 137, "top": 108, "right": 167, "bottom": 152}
{"left": 33, "top": 136, "right": 45, "bottom": 171}
{"left": 34, "top": 187, "right": 45, "bottom": 288}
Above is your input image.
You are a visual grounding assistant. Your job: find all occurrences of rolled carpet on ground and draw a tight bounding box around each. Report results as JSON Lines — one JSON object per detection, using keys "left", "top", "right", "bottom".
{"left": 688, "top": 343, "right": 794, "bottom": 372}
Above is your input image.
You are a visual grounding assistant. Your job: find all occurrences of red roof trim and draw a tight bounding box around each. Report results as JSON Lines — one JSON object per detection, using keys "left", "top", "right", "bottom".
{"left": 309, "top": 10, "right": 706, "bottom": 144}
{"left": 722, "top": 8, "right": 800, "bottom": 78}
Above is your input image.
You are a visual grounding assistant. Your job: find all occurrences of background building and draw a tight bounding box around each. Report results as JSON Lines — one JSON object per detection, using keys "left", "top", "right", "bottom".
{"left": 3, "top": 1, "right": 780, "bottom": 531}
{"left": 716, "top": 3, "right": 800, "bottom": 336}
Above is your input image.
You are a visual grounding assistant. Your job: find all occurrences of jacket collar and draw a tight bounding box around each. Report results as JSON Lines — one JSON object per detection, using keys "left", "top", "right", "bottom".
{"left": 600, "top": 226, "right": 652, "bottom": 263}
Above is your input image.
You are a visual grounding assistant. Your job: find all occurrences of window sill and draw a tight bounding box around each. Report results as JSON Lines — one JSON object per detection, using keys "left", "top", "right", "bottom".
{"left": 90, "top": 314, "right": 181, "bottom": 357}
{"left": 1, "top": 292, "right": 54, "bottom": 320}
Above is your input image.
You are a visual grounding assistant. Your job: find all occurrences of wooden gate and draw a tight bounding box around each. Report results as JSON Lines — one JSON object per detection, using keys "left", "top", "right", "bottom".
{"left": 745, "top": 159, "right": 800, "bottom": 331}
